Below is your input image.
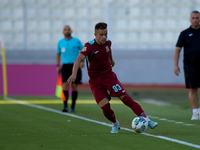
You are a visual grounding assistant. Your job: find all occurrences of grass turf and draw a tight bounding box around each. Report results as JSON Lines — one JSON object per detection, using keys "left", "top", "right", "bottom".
{"left": 0, "top": 89, "right": 200, "bottom": 150}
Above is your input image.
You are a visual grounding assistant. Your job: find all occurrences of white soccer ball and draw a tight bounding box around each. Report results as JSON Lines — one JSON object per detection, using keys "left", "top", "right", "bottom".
{"left": 132, "top": 116, "right": 148, "bottom": 133}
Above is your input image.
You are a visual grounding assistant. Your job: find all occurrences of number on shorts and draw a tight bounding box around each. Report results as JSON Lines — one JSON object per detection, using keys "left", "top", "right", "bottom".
{"left": 112, "top": 84, "right": 122, "bottom": 92}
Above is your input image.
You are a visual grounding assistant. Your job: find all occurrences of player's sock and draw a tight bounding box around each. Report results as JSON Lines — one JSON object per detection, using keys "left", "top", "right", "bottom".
{"left": 71, "top": 91, "right": 78, "bottom": 109}
{"left": 113, "top": 119, "right": 119, "bottom": 125}
{"left": 63, "top": 91, "right": 69, "bottom": 109}
{"left": 193, "top": 108, "right": 198, "bottom": 114}
{"left": 101, "top": 103, "right": 117, "bottom": 123}
{"left": 121, "top": 95, "right": 144, "bottom": 116}
{"left": 140, "top": 112, "right": 150, "bottom": 121}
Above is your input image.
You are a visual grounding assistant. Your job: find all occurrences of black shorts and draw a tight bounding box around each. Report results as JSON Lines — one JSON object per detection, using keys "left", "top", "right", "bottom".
{"left": 61, "top": 64, "right": 82, "bottom": 84}
{"left": 184, "top": 65, "right": 200, "bottom": 88}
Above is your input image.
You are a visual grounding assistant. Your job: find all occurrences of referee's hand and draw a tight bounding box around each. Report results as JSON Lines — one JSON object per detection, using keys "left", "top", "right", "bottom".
{"left": 57, "top": 66, "right": 61, "bottom": 74}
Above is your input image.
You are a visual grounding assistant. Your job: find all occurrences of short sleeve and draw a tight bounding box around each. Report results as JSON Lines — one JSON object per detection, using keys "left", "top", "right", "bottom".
{"left": 80, "top": 43, "right": 93, "bottom": 57}
{"left": 78, "top": 40, "right": 84, "bottom": 50}
{"left": 57, "top": 41, "right": 61, "bottom": 54}
{"left": 176, "top": 32, "right": 184, "bottom": 48}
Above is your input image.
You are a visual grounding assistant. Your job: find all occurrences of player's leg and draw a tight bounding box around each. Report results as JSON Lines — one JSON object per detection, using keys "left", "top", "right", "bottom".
{"left": 105, "top": 72, "right": 157, "bottom": 129}
{"left": 119, "top": 95, "right": 144, "bottom": 116}
{"left": 98, "top": 98, "right": 119, "bottom": 133}
{"left": 189, "top": 88, "right": 199, "bottom": 120}
{"left": 98, "top": 98, "right": 117, "bottom": 124}
{"left": 118, "top": 95, "right": 157, "bottom": 129}
{"left": 105, "top": 72, "right": 145, "bottom": 118}
{"left": 90, "top": 78, "right": 119, "bottom": 133}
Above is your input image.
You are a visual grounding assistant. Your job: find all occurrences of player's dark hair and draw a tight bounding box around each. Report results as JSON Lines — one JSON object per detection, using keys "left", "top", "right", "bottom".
{"left": 95, "top": 22, "right": 107, "bottom": 32}
{"left": 191, "top": 10, "right": 200, "bottom": 14}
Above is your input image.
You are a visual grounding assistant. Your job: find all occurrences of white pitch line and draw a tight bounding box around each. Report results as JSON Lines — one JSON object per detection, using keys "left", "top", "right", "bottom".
{"left": 148, "top": 115, "right": 195, "bottom": 126}
{"left": 141, "top": 99, "right": 195, "bottom": 126}
{"left": 4, "top": 97, "right": 200, "bottom": 149}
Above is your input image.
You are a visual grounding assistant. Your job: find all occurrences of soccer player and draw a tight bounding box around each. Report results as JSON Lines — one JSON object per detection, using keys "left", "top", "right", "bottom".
{"left": 174, "top": 10, "right": 200, "bottom": 120}
{"left": 56, "top": 25, "right": 84, "bottom": 113}
{"left": 67, "top": 22, "right": 158, "bottom": 133}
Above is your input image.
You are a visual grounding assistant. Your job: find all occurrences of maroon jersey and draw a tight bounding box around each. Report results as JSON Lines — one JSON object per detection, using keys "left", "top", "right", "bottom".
{"left": 80, "top": 39, "right": 112, "bottom": 78}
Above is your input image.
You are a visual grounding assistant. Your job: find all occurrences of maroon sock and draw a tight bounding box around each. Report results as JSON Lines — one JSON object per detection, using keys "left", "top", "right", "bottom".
{"left": 101, "top": 103, "right": 117, "bottom": 123}
{"left": 121, "top": 95, "right": 146, "bottom": 117}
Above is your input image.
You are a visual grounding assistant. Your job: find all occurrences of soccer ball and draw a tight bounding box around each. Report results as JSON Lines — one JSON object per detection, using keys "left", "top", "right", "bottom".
{"left": 132, "top": 116, "right": 148, "bottom": 133}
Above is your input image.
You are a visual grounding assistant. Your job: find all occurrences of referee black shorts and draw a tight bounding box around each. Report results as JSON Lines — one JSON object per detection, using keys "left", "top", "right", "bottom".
{"left": 61, "top": 64, "right": 82, "bottom": 84}
{"left": 184, "top": 65, "right": 200, "bottom": 88}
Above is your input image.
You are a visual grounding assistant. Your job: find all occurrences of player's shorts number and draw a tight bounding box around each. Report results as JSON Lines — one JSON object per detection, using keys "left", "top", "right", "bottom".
{"left": 112, "top": 84, "right": 122, "bottom": 92}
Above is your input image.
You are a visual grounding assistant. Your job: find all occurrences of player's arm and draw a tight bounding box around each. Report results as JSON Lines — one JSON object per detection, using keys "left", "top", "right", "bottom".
{"left": 174, "top": 47, "right": 182, "bottom": 76}
{"left": 67, "top": 53, "right": 86, "bottom": 84}
{"left": 80, "top": 60, "right": 85, "bottom": 68}
{"left": 79, "top": 41, "right": 85, "bottom": 68}
{"left": 109, "top": 49, "right": 115, "bottom": 67}
{"left": 56, "top": 53, "right": 61, "bottom": 74}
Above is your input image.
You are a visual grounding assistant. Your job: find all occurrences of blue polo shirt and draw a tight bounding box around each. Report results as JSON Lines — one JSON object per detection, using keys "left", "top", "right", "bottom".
{"left": 57, "top": 37, "right": 83, "bottom": 64}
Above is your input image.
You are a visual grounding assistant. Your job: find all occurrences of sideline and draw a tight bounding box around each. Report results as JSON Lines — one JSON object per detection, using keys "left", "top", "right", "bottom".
{"left": 3, "top": 97, "right": 200, "bottom": 149}
{"left": 0, "top": 99, "right": 195, "bottom": 126}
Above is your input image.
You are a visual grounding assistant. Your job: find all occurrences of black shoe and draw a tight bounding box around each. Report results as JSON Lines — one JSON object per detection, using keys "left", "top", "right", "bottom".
{"left": 62, "top": 108, "right": 68, "bottom": 112}
{"left": 70, "top": 108, "right": 76, "bottom": 113}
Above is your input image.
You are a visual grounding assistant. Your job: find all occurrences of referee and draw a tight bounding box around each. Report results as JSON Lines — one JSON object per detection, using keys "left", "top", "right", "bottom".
{"left": 56, "top": 25, "right": 84, "bottom": 112}
{"left": 174, "top": 10, "right": 200, "bottom": 120}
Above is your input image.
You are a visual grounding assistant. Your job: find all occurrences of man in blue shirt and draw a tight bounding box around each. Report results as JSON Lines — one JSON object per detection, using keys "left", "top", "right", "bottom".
{"left": 56, "top": 25, "right": 84, "bottom": 112}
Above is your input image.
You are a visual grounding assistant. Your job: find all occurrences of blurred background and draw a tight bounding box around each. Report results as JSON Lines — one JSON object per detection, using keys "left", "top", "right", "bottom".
{"left": 0, "top": 0, "right": 198, "bottom": 95}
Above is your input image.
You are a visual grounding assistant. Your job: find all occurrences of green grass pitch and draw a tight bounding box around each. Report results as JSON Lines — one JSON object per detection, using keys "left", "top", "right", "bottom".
{"left": 0, "top": 89, "right": 200, "bottom": 150}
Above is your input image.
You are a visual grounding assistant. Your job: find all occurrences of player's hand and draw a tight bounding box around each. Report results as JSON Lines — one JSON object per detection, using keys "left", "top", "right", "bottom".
{"left": 67, "top": 74, "right": 76, "bottom": 84}
{"left": 110, "top": 59, "right": 115, "bottom": 67}
{"left": 174, "top": 66, "right": 180, "bottom": 76}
